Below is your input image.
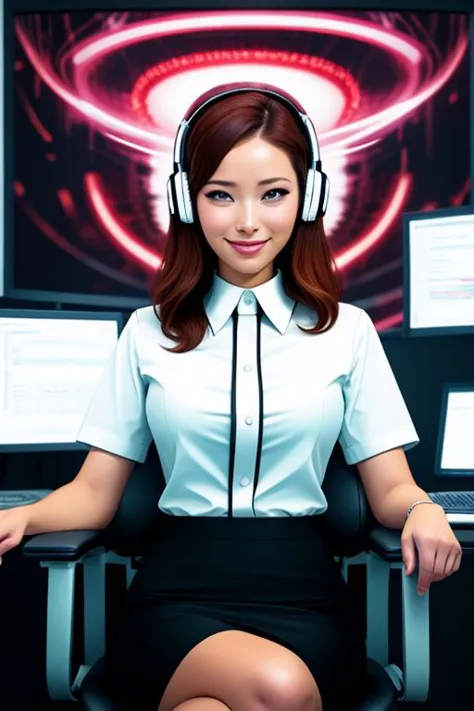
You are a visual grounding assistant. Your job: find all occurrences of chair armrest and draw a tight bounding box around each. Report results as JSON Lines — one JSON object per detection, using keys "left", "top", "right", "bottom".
{"left": 21, "top": 531, "right": 107, "bottom": 702}
{"left": 369, "top": 525, "right": 474, "bottom": 560}
{"left": 367, "top": 527, "right": 402, "bottom": 561}
{"left": 366, "top": 523, "right": 474, "bottom": 702}
{"left": 365, "top": 527, "right": 428, "bottom": 703}
{"left": 22, "top": 530, "right": 105, "bottom": 561}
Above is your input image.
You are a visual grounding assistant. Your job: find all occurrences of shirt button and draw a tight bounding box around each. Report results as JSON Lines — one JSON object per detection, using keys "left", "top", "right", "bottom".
{"left": 240, "top": 477, "right": 250, "bottom": 487}
{"left": 245, "top": 416, "right": 253, "bottom": 425}
{"left": 243, "top": 364, "right": 252, "bottom": 372}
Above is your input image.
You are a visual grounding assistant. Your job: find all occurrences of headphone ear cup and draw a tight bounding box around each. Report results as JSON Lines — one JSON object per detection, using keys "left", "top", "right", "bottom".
{"left": 166, "top": 177, "right": 175, "bottom": 215}
{"left": 320, "top": 173, "right": 330, "bottom": 217}
{"left": 301, "top": 169, "right": 314, "bottom": 222}
{"left": 173, "top": 171, "right": 194, "bottom": 224}
{"left": 180, "top": 172, "right": 194, "bottom": 224}
{"left": 302, "top": 168, "right": 322, "bottom": 222}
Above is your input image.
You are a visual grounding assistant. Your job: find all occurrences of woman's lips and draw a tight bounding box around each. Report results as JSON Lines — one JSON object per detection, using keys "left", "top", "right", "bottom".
{"left": 227, "top": 239, "right": 269, "bottom": 255}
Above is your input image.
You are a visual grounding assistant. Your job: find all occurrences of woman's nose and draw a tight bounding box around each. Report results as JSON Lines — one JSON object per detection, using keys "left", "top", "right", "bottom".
{"left": 235, "top": 202, "right": 260, "bottom": 234}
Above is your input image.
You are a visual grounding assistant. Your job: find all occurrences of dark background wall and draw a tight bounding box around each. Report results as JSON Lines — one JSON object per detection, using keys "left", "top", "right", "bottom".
{"left": 0, "top": 325, "right": 473, "bottom": 710}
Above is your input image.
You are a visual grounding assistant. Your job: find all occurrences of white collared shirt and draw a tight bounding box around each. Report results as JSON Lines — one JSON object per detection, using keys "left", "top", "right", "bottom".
{"left": 77, "top": 270, "right": 419, "bottom": 517}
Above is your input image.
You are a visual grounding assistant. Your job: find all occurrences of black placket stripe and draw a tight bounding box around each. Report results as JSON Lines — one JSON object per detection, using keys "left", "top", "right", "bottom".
{"left": 228, "top": 309, "right": 238, "bottom": 517}
{"left": 252, "top": 305, "right": 264, "bottom": 516}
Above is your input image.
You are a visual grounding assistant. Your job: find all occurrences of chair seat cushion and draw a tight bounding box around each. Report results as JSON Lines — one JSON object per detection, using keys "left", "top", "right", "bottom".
{"left": 80, "top": 656, "right": 397, "bottom": 711}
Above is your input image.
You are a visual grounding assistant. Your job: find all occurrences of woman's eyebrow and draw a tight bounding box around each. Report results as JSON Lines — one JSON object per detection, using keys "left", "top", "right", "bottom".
{"left": 205, "top": 177, "right": 292, "bottom": 187}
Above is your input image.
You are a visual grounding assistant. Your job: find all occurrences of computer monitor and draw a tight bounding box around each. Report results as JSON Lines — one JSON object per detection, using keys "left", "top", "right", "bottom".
{"left": 434, "top": 384, "right": 474, "bottom": 477}
{"left": 0, "top": 0, "right": 4, "bottom": 299}
{"left": 0, "top": 309, "right": 124, "bottom": 452}
{"left": 403, "top": 205, "right": 474, "bottom": 336}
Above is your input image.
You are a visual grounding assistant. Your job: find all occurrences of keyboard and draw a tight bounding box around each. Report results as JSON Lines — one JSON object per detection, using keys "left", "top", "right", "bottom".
{"left": 428, "top": 491, "right": 474, "bottom": 525}
{"left": 0, "top": 489, "right": 52, "bottom": 510}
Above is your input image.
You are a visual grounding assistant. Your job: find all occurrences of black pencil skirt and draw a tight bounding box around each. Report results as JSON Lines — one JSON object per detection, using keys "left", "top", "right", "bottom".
{"left": 107, "top": 515, "right": 368, "bottom": 711}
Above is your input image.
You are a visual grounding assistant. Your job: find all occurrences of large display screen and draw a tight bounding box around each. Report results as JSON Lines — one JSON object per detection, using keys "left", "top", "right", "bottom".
{"left": 403, "top": 205, "right": 474, "bottom": 336}
{"left": 8, "top": 9, "right": 472, "bottom": 328}
{"left": 0, "top": 309, "right": 123, "bottom": 451}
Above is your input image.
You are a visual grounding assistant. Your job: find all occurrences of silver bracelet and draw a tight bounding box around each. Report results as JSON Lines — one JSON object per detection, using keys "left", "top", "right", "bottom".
{"left": 406, "top": 499, "right": 440, "bottom": 520}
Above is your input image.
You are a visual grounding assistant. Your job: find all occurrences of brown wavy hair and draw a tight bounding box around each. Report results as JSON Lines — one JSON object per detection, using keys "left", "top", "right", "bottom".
{"left": 151, "top": 91, "right": 340, "bottom": 353}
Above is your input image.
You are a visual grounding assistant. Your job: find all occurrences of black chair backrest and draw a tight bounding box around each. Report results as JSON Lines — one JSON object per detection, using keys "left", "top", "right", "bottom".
{"left": 319, "top": 444, "right": 377, "bottom": 556}
{"left": 106, "top": 443, "right": 376, "bottom": 558}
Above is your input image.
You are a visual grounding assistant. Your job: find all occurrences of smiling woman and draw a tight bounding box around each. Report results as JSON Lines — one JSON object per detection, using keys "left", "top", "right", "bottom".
{"left": 153, "top": 84, "right": 338, "bottom": 353}
{"left": 69, "top": 82, "right": 443, "bottom": 711}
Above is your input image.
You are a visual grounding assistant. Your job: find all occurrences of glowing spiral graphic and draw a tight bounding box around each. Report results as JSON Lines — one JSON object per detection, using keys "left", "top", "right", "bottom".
{"left": 13, "top": 10, "right": 471, "bottom": 327}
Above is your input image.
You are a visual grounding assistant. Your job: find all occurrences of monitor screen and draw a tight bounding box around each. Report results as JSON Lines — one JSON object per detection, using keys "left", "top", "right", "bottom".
{"left": 3, "top": 8, "right": 472, "bottom": 329}
{"left": 0, "top": 0, "right": 4, "bottom": 299}
{"left": 435, "top": 384, "right": 474, "bottom": 476}
{"left": 403, "top": 205, "right": 474, "bottom": 336}
{"left": 0, "top": 309, "right": 124, "bottom": 452}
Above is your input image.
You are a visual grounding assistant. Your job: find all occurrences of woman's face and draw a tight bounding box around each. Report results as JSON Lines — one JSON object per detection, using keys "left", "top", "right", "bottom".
{"left": 196, "top": 137, "right": 300, "bottom": 288}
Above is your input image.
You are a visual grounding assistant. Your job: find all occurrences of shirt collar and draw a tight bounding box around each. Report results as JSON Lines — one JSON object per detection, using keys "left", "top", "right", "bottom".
{"left": 204, "top": 269, "right": 296, "bottom": 336}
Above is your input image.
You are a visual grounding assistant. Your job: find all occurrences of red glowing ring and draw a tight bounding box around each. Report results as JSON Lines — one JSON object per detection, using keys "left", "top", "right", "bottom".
{"left": 130, "top": 49, "right": 361, "bottom": 126}
{"left": 14, "top": 12, "right": 468, "bottom": 149}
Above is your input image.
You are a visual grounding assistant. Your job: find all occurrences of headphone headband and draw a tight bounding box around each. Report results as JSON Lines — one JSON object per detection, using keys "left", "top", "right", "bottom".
{"left": 174, "top": 83, "right": 321, "bottom": 169}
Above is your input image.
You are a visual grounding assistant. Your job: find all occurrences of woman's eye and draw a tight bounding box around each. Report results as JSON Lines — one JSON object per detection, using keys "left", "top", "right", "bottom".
{"left": 204, "top": 188, "right": 289, "bottom": 202}
{"left": 205, "top": 191, "right": 232, "bottom": 202}
{"left": 263, "top": 188, "right": 289, "bottom": 201}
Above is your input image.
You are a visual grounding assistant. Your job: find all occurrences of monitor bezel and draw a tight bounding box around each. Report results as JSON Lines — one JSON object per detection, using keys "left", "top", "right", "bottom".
{"left": 0, "top": 307, "right": 125, "bottom": 453}
{"left": 6, "top": 1, "right": 474, "bottom": 12}
{"left": 434, "top": 382, "right": 474, "bottom": 477}
{"left": 402, "top": 204, "right": 474, "bottom": 337}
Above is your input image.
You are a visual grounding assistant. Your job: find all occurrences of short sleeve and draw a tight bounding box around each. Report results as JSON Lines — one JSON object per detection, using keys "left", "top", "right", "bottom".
{"left": 76, "top": 311, "right": 153, "bottom": 463}
{"left": 338, "top": 309, "right": 419, "bottom": 465}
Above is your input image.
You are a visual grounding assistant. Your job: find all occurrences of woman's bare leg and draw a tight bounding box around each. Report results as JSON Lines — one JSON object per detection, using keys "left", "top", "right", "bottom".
{"left": 158, "top": 630, "right": 322, "bottom": 711}
{"left": 171, "top": 699, "right": 230, "bottom": 711}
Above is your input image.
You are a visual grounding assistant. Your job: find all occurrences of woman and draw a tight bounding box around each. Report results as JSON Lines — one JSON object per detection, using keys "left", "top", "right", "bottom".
{"left": 0, "top": 83, "right": 462, "bottom": 711}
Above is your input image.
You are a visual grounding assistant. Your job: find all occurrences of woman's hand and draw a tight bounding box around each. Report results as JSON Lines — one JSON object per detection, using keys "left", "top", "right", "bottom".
{"left": 0, "top": 506, "right": 30, "bottom": 566}
{"left": 401, "top": 503, "right": 462, "bottom": 595}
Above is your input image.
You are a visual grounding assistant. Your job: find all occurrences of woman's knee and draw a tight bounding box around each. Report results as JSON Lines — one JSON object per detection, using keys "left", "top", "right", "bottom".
{"left": 170, "top": 699, "right": 231, "bottom": 711}
{"left": 254, "top": 656, "right": 322, "bottom": 711}
{"left": 158, "top": 630, "right": 322, "bottom": 711}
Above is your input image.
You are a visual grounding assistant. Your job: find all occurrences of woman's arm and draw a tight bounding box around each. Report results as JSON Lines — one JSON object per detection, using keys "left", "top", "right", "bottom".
{"left": 338, "top": 308, "right": 461, "bottom": 593}
{"left": 25, "top": 448, "right": 136, "bottom": 535}
{"left": 356, "top": 446, "right": 462, "bottom": 595}
{"left": 356, "top": 446, "right": 430, "bottom": 529}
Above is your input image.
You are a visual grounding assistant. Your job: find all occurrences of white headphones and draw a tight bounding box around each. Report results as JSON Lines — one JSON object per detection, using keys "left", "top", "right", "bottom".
{"left": 166, "top": 82, "right": 329, "bottom": 224}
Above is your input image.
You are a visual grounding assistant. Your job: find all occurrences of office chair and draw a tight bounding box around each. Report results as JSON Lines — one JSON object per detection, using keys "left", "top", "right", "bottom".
{"left": 22, "top": 444, "right": 438, "bottom": 710}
